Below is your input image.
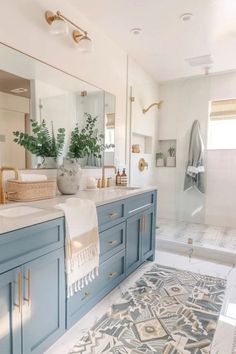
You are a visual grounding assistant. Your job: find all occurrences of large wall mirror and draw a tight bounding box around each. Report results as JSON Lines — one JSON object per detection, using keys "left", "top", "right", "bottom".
{"left": 0, "top": 43, "right": 116, "bottom": 169}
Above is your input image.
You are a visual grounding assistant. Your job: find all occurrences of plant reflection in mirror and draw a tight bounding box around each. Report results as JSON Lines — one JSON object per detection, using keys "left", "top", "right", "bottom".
{"left": 68, "top": 113, "right": 104, "bottom": 161}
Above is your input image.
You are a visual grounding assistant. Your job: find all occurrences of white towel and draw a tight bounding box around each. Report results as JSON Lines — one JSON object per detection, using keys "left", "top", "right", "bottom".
{"left": 19, "top": 173, "right": 47, "bottom": 182}
{"left": 187, "top": 165, "right": 205, "bottom": 177}
{"left": 57, "top": 198, "right": 99, "bottom": 298}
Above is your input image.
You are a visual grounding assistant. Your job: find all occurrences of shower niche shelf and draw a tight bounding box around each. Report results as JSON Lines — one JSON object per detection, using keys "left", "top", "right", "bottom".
{"left": 132, "top": 132, "right": 152, "bottom": 154}
{"left": 156, "top": 139, "right": 177, "bottom": 168}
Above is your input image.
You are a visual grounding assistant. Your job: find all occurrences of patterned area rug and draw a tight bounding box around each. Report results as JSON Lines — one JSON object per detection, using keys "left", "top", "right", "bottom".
{"left": 69, "top": 264, "right": 226, "bottom": 354}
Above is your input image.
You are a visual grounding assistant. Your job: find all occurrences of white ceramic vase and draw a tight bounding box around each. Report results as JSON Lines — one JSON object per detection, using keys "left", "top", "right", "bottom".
{"left": 156, "top": 158, "right": 164, "bottom": 167}
{"left": 41, "top": 157, "right": 58, "bottom": 169}
{"left": 166, "top": 156, "right": 176, "bottom": 167}
{"left": 57, "top": 158, "right": 82, "bottom": 195}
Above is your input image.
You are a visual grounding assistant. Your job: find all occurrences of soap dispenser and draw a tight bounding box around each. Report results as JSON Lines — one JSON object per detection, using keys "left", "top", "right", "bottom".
{"left": 121, "top": 168, "right": 127, "bottom": 186}
{"left": 116, "top": 169, "right": 121, "bottom": 186}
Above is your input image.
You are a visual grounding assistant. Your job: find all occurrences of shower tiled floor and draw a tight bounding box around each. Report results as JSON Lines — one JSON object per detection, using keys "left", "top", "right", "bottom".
{"left": 156, "top": 218, "right": 236, "bottom": 263}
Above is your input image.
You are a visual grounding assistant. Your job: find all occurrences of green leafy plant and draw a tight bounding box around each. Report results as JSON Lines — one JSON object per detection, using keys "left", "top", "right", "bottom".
{"left": 13, "top": 119, "right": 65, "bottom": 159}
{"left": 168, "top": 146, "right": 175, "bottom": 157}
{"left": 156, "top": 152, "right": 164, "bottom": 160}
{"left": 68, "top": 113, "right": 104, "bottom": 159}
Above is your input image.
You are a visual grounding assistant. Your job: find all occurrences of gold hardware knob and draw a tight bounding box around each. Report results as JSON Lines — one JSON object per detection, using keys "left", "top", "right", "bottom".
{"left": 82, "top": 292, "right": 91, "bottom": 301}
{"left": 108, "top": 272, "right": 117, "bottom": 278}
{"left": 108, "top": 240, "right": 118, "bottom": 245}
{"left": 109, "top": 212, "right": 118, "bottom": 219}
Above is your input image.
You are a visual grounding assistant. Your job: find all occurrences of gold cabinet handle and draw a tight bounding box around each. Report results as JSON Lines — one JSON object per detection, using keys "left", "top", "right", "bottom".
{"left": 82, "top": 292, "right": 91, "bottom": 301}
{"left": 144, "top": 215, "right": 147, "bottom": 233}
{"left": 108, "top": 212, "right": 118, "bottom": 219}
{"left": 24, "top": 269, "right": 31, "bottom": 306}
{"left": 108, "top": 272, "right": 117, "bottom": 278}
{"left": 140, "top": 215, "right": 144, "bottom": 232}
{"left": 140, "top": 214, "right": 147, "bottom": 233}
{"left": 108, "top": 240, "right": 118, "bottom": 245}
{"left": 15, "top": 272, "right": 22, "bottom": 313}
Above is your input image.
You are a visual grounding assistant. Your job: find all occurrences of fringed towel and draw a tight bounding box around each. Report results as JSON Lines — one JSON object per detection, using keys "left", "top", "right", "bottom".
{"left": 184, "top": 120, "right": 205, "bottom": 194}
{"left": 57, "top": 198, "right": 99, "bottom": 298}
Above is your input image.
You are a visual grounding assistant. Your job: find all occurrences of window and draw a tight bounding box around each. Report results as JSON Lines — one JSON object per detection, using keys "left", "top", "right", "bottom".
{"left": 208, "top": 99, "right": 236, "bottom": 149}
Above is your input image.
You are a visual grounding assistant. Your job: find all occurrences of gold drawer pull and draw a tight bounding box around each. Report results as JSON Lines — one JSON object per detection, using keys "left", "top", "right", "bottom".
{"left": 108, "top": 272, "right": 117, "bottom": 278}
{"left": 15, "top": 272, "right": 22, "bottom": 313}
{"left": 108, "top": 212, "right": 119, "bottom": 219}
{"left": 82, "top": 292, "right": 91, "bottom": 301}
{"left": 108, "top": 240, "right": 118, "bottom": 245}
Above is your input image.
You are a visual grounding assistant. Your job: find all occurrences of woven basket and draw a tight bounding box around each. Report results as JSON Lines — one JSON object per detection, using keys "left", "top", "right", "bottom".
{"left": 7, "top": 179, "right": 57, "bottom": 202}
{"left": 132, "top": 144, "right": 140, "bottom": 153}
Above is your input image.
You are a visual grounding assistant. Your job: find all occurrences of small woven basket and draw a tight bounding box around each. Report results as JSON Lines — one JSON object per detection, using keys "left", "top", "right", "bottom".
{"left": 132, "top": 144, "right": 140, "bottom": 153}
{"left": 7, "top": 179, "right": 57, "bottom": 202}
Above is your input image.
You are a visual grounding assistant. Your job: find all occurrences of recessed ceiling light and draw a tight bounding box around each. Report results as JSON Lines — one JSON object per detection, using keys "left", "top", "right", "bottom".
{"left": 180, "top": 13, "right": 193, "bottom": 22}
{"left": 130, "top": 28, "right": 142, "bottom": 36}
{"left": 10, "top": 88, "right": 28, "bottom": 94}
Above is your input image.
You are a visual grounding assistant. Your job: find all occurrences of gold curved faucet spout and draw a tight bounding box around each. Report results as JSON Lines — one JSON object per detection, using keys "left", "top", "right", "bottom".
{"left": 0, "top": 166, "right": 19, "bottom": 204}
{"left": 142, "top": 101, "right": 163, "bottom": 114}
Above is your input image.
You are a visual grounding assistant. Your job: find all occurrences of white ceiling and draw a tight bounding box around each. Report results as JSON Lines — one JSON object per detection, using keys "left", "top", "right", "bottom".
{"left": 71, "top": 0, "right": 236, "bottom": 82}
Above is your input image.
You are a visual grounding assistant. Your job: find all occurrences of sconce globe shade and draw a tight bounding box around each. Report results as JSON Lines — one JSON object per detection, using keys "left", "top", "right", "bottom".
{"left": 50, "top": 18, "right": 69, "bottom": 36}
{"left": 77, "top": 36, "right": 93, "bottom": 52}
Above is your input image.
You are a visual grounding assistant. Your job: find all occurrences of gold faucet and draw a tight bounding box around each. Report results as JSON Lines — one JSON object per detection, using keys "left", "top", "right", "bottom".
{"left": 0, "top": 166, "right": 19, "bottom": 204}
{"left": 99, "top": 165, "right": 116, "bottom": 188}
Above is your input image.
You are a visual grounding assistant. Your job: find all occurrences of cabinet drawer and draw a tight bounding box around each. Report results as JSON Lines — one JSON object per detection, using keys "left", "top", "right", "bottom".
{"left": 99, "top": 249, "right": 125, "bottom": 288}
{"left": 0, "top": 218, "right": 64, "bottom": 274}
{"left": 126, "top": 191, "right": 156, "bottom": 216}
{"left": 97, "top": 200, "right": 125, "bottom": 231}
{"left": 67, "top": 249, "right": 125, "bottom": 328}
{"left": 100, "top": 222, "right": 126, "bottom": 262}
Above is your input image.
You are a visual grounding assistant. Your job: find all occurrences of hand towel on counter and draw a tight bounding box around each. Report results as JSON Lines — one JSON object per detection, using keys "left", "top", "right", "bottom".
{"left": 19, "top": 173, "right": 47, "bottom": 182}
{"left": 57, "top": 197, "right": 99, "bottom": 298}
{"left": 184, "top": 120, "right": 205, "bottom": 193}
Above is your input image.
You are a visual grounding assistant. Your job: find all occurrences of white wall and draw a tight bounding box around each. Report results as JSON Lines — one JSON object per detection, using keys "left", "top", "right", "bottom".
{"left": 158, "top": 72, "right": 236, "bottom": 227}
{"left": 0, "top": 0, "right": 127, "bottom": 166}
{"left": 128, "top": 57, "right": 159, "bottom": 187}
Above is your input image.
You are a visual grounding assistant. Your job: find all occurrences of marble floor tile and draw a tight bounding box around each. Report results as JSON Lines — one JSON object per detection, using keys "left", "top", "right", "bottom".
{"left": 157, "top": 217, "right": 236, "bottom": 252}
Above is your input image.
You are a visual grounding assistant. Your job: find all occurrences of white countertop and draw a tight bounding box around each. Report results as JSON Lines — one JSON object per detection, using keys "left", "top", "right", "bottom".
{"left": 0, "top": 186, "right": 157, "bottom": 235}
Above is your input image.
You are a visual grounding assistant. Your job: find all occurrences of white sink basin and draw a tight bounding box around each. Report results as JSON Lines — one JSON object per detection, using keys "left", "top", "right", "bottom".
{"left": 107, "top": 186, "right": 141, "bottom": 191}
{"left": 0, "top": 206, "right": 44, "bottom": 218}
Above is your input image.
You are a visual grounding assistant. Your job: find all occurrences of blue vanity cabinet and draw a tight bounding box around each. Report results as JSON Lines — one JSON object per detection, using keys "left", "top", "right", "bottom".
{"left": 66, "top": 249, "right": 125, "bottom": 328}
{"left": 126, "top": 213, "right": 142, "bottom": 275}
{"left": 140, "top": 207, "right": 155, "bottom": 262}
{"left": 66, "top": 190, "right": 157, "bottom": 328}
{"left": 0, "top": 218, "right": 65, "bottom": 354}
{"left": 126, "top": 191, "right": 157, "bottom": 275}
{"left": 0, "top": 267, "right": 22, "bottom": 354}
{"left": 22, "top": 248, "right": 65, "bottom": 354}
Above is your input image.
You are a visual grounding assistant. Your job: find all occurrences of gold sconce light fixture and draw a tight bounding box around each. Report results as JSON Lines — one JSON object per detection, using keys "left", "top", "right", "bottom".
{"left": 45, "top": 10, "right": 93, "bottom": 52}
{"left": 142, "top": 101, "right": 163, "bottom": 114}
{"left": 138, "top": 158, "right": 148, "bottom": 172}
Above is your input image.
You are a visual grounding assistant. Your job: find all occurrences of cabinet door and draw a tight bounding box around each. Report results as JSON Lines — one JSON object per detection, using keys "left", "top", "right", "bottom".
{"left": 141, "top": 208, "right": 155, "bottom": 261}
{"left": 0, "top": 268, "right": 21, "bottom": 354}
{"left": 126, "top": 213, "right": 142, "bottom": 275}
{"left": 22, "top": 248, "right": 65, "bottom": 354}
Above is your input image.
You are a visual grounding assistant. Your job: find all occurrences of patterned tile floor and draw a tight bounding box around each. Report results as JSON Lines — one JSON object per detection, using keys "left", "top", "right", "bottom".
{"left": 45, "top": 249, "right": 236, "bottom": 354}
{"left": 69, "top": 264, "right": 226, "bottom": 353}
